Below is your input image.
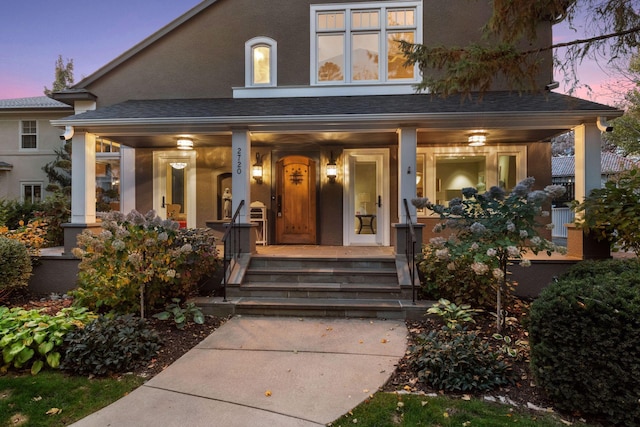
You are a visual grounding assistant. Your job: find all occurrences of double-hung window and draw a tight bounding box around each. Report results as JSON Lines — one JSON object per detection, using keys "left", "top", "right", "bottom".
{"left": 312, "top": 1, "right": 421, "bottom": 85}
{"left": 20, "top": 120, "right": 37, "bottom": 150}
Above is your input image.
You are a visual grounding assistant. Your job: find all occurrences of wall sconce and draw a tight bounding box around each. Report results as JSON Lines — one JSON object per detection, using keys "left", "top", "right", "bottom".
{"left": 326, "top": 151, "right": 337, "bottom": 183}
{"left": 252, "top": 153, "right": 263, "bottom": 184}
{"left": 177, "top": 138, "right": 194, "bottom": 150}
{"left": 468, "top": 132, "right": 487, "bottom": 147}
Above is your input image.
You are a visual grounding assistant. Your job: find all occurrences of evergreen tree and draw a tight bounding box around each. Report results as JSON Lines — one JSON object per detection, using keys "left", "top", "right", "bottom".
{"left": 44, "top": 55, "right": 74, "bottom": 96}
{"left": 42, "top": 141, "right": 72, "bottom": 196}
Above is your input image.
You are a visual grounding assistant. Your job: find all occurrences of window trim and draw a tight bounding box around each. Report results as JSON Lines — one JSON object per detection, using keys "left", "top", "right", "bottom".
{"left": 20, "top": 181, "right": 43, "bottom": 203}
{"left": 245, "top": 36, "right": 278, "bottom": 87}
{"left": 418, "top": 145, "right": 527, "bottom": 217}
{"left": 310, "top": 1, "right": 422, "bottom": 86}
{"left": 20, "top": 120, "right": 38, "bottom": 151}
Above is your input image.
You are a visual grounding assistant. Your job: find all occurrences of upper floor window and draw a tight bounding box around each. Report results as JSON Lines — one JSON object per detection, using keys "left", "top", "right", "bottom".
{"left": 20, "top": 120, "right": 37, "bottom": 150}
{"left": 311, "top": 1, "right": 421, "bottom": 85}
{"left": 245, "top": 37, "right": 277, "bottom": 87}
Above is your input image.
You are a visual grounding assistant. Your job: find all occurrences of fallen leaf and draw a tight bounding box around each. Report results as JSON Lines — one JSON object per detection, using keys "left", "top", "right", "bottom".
{"left": 363, "top": 389, "right": 369, "bottom": 393}
{"left": 421, "top": 401, "right": 428, "bottom": 407}
{"left": 397, "top": 402, "right": 404, "bottom": 408}
{"left": 403, "top": 385, "right": 412, "bottom": 392}
{"left": 380, "top": 339, "right": 388, "bottom": 344}
{"left": 32, "top": 396, "right": 42, "bottom": 402}
{"left": 46, "top": 408, "right": 62, "bottom": 416}
{"left": 326, "top": 327, "right": 333, "bottom": 331}
{"left": 359, "top": 340, "right": 364, "bottom": 344}
{"left": 264, "top": 390, "right": 272, "bottom": 397}
{"left": 462, "top": 394, "right": 471, "bottom": 401}
{"left": 443, "top": 412, "right": 449, "bottom": 418}
{"left": 560, "top": 419, "right": 573, "bottom": 426}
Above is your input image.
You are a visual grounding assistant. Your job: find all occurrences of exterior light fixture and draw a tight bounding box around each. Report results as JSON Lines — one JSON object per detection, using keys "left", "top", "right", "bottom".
{"left": 326, "top": 151, "right": 337, "bottom": 183}
{"left": 252, "top": 153, "right": 263, "bottom": 184}
{"left": 177, "top": 138, "right": 194, "bottom": 150}
{"left": 170, "top": 162, "right": 187, "bottom": 170}
{"left": 468, "top": 132, "right": 487, "bottom": 147}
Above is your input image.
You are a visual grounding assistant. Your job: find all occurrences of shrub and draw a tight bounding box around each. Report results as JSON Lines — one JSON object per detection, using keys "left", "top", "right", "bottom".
{"left": 529, "top": 263, "right": 640, "bottom": 426}
{"left": 153, "top": 298, "right": 205, "bottom": 330}
{"left": 71, "top": 210, "right": 219, "bottom": 316}
{"left": 0, "top": 306, "right": 96, "bottom": 375}
{"left": 0, "top": 219, "right": 47, "bottom": 256}
{"left": 410, "top": 299, "right": 515, "bottom": 392}
{"left": 0, "top": 237, "right": 33, "bottom": 301}
{"left": 61, "top": 314, "right": 161, "bottom": 376}
{"left": 36, "top": 192, "right": 70, "bottom": 247}
{"left": 559, "top": 258, "right": 638, "bottom": 281}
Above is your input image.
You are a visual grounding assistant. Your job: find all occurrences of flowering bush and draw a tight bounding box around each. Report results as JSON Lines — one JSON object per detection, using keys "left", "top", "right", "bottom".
{"left": 415, "top": 178, "right": 566, "bottom": 330}
{"left": 71, "top": 210, "right": 219, "bottom": 316}
{"left": 0, "top": 219, "right": 47, "bottom": 256}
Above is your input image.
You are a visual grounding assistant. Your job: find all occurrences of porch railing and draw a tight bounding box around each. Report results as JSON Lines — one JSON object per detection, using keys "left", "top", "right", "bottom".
{"left": 221, "top": 199, "right": 245, "bottom": 302}
{"left": 402, "top": 198, "right": 417, "bottom": 305}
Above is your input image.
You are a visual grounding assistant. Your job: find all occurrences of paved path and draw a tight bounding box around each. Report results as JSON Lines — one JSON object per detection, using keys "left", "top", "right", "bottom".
{"left": 71, "top": 316, "right": 408, "bottom": 427}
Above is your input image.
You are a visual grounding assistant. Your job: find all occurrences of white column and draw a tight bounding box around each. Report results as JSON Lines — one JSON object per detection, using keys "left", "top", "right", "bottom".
{"left": 398, "top": 127, "right": 418, "bottom": 222}
{"left": 71, "top": 132, "right": 97, "bottom": 224}
{"left": 231, "top": 129, "right": 251, "bottom": 222}
{"left": 120, "top": 146, "right": 136, "bottom": 213}
{"left": 574, "top": 123, "right": 602, "bottom": 211}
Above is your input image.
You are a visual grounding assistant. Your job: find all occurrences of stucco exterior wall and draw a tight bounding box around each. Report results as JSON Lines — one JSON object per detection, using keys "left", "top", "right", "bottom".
{"left": 83, "top": 0, "right": 554, "bottom": 107}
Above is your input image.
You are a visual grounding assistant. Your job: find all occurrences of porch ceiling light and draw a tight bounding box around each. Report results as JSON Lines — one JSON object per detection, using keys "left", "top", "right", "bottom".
{"left": 170, "top": 162, "right": 187, "bottom": 170}
{"left": 177, "top": 138, "right": 194, "bottom": 150}
{"left": 468, "top": 132, "right": 487, "bottom": 147}
{"left": 252, "top": 153, "right": 263, "bottom": 184}
{"left": 326, "top": 151, "right": 337, "bottom": 183}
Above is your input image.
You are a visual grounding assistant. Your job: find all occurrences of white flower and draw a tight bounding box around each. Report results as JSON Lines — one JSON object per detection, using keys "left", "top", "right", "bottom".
{"left": 492, "top": 268, "right": 504, "bottom": 280}
{"left": 530, "top": 236, "right": 542, "bottom": 246}
{"left": 432, "top": 223, "right": 443, "bottom": 233}
{"left": 471, "top": 262, "right": 489, "bottom": 275}
{"left": 506, "top": 222, "right": 516, "bottom": 232}
{"left": 541, "top": 210, "right": 550, "bottom": 217}
{"left": 180, "top": 243, "right": 193, "bottom": 253}
{"left": 545, "top": 223, "right": 555, "bottom": 230}
{"left": 486, "top": 248, "right": 497, "bottom": 257}
{"left": 447, "top": 262, "right": 456, "bottom": 271}
{"left": 507, "top": 246, "right": 520, "bottom": 257}
{"left": 430, "top": 237, "right": 447, "bottom": 248}
{"left": 435, "top": 248, "right": 450, "bottom": 260}
{"left": 158, "top": 232, "right": 169, "bottom": 242}
{"left": 112, "top": 239, "right": 126, "bottom": 251}
{"left": 166, "top": 269, "right": 176, "bottom": 278}
{"left": 519, "top": 230, "right": 528, "bottom": 238}
{"left": 520, "top": 259, "right": 532, "bottom": 267}
{"left": 471, "top": 243, "right": 480, "bottom": 251}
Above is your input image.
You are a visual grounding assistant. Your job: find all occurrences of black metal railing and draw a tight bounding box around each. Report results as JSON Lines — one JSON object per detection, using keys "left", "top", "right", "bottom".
{"left": 402, "top": 198, "right": 417, "bottom": 305}
{"left": 221, "top": 199, "right": 245, "bottom": 302}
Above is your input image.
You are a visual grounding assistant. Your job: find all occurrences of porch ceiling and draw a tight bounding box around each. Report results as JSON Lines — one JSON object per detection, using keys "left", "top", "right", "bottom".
{"left": 52, "top": 92, "right": 622, "bottom": 149}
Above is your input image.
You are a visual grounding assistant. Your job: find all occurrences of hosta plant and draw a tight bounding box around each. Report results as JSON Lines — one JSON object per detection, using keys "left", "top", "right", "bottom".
{"left": 153, "top": 298, "right": 205, "bottom": 330}
{"left": 0, "top": 306, "right": 96, "bottom": 375}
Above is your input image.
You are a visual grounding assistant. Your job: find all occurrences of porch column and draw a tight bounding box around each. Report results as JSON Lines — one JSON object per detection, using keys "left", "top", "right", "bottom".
{"left": 398, "top": 127, "right": 418, "bottom": 222}
{"left": 120, "top": 146, "right": 136, "bottom": 213}
{"left": 71, "top": 132, "right": 97, "bottom": 224}
{"left": 231, "top": 129, "right": 251, "bottom": 222}
{"left": 63, "top": 131, "right": 100, "bottom": 255}
{"left": 568, "top": 122, "right": 610, "bottom": 259}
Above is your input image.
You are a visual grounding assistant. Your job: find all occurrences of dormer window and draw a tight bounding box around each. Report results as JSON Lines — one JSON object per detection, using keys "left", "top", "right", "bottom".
{"left": 245, "top": 37, "right": 277, "bottom": 87}
{"left": 311, "top": 1, "right": 421, "bottom": 85}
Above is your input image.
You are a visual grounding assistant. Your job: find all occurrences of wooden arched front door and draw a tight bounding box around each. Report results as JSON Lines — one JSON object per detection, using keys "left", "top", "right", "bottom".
{"left": 275, "top": 155, "right": 317, "bottom": 244}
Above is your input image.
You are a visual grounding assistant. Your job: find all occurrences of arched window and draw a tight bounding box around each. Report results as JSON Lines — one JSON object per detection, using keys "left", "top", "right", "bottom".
{"left": 245, "top": 37, "right": 277, "bottom": 87}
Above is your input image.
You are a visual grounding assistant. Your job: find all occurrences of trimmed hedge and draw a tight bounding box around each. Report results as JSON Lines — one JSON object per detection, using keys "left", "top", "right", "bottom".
{"left": 529, "top": 260, "right": 640, "bottom": 426}
{"left": 0, "top": 236, "right": 32, "bottom": 296}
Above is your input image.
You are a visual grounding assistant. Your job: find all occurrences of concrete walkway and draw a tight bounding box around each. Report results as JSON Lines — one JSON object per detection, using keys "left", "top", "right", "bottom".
{"left": 71, "top": 316, "right": 408, "bottom": 427}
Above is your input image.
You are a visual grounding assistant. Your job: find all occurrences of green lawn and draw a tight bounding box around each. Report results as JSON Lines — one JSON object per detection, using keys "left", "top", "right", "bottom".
{"left": 0, "top": 371, "right": 144, "bottom": 426}
{"left": 330, "top": 392, "right": 594, "bottom": 427}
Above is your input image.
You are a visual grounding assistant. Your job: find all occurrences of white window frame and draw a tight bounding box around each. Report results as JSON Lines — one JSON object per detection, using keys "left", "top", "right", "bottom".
{"left": 310, "top": 1, "right": 422, "bottom": 86}
{"left": 20, "top": 120, "right": 38, "bottom": 150}
{"left": 245, "top": 36, "right": 278, "bottom": 87}
{"left": 21, "top": 182, "right": 43, "bottom": 203}
{"left": 96, "top": 138, "right": 122, "bottom": 213}
{"left": 418, "top": 145, "right": 527, "bottom": 217}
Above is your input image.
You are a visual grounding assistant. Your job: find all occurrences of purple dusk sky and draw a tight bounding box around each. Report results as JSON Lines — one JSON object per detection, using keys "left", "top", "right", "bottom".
{"left": 0, "top": 1, "right": 621, "bottom": 106}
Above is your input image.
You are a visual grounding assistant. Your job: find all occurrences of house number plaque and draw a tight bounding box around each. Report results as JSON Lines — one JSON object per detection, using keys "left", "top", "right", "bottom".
{"left": 236, "top": 147, "right": 242, "bottom": 174}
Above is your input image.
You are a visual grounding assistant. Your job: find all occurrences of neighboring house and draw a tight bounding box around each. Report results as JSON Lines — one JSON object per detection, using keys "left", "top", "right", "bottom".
{"left": 0, "top": 96, "right": 72, "bottom": 203}
{"left": 50, "top": 0, "right": 622, "bottom": 256}
{"left": 551, "top": 152, "right": 639, "bottom": 239}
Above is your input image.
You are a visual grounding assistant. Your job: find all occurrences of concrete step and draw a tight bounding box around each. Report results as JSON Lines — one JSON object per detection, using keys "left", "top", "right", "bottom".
{"left": 227, "top": 282, "right": 413, "bottom": 300}
{"left": 193, "top": 296, "right": 433, "bottom": 320}
{"left": 243, "top": 268, "right": 398, "bottom": 284}
{"left": 248, "top": 256, "right": 395, "bottom": 270}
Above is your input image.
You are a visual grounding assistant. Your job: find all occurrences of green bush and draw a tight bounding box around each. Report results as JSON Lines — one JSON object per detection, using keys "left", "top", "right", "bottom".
{"left": 153, "top": 298, "right": 205, "bottom": 330}
{"left": 61, "top": 314, "right": 161, "bottom": 376}
{"left": 529, "top": 264, "right": 640, "bottom": 426}
{"left": 559, "top": 258, "right": 638, "bottom": 281}
{"left": 0, "top": 236, "right": 33, "bottom": 299}
{"left": 0, "top": 306, "right": 96, "bottom": 375}
{"left": 71, "top": 210, "right": 219, "bottom": 315}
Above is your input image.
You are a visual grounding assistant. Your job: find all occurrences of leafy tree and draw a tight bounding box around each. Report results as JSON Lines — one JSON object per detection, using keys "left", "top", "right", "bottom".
{"left": 604, "top": 54, "right": 640, "bottom": 155}
{"left": 44, "top": 55, "right": 74, "bottom": 96}
{"left": 572, "top": 167, "right": 640, "bottom": 254}
{"left": 551, "top": 130, "right": 575, "bottom": 156}
{"left": 399, "top": 0, "right": 640, "bottom": 96}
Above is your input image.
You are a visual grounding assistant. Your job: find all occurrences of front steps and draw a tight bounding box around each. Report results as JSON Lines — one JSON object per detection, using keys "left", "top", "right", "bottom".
{"left": 195, "top": 253, "right": 430, "bottom": 319}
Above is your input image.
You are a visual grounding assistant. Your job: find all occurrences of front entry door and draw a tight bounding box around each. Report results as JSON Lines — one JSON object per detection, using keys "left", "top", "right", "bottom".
{"left": 344, "top": 149, "right": 389, "bottom": 246}
{"left": 275, "top": 155, "right": 317, "bottom": 244}
{"left": 153, "top": 151, "right": 196, "bottom": 227}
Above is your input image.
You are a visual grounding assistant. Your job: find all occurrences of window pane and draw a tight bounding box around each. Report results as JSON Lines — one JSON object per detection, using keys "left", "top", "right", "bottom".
{"left": 96, "top": 159, "right": 121, "bottom": 212}
{"left": 33, "top": 185, "right": 41, "bottom": 203}
{"left": 436, "top": 156, "right": 486, "bottom": 205}
{"left": 253, "top": 45, "right": 271, "bottom": 84}
{"left": 318, "top": 12, "right": 344, "bottom": 30}
{"left": 318, "top": 34, "right": 344, "bottom": 81}
{"left": 388, "top": 32, "right": 414, "bottom": 79}
{"left": 22, "top": 120, "right": 36, "bottom": 133}
{"left": 352, "top": 33, "right": 379, "bottom": 81}
{"left": 499, "top": 155, "right": 517, "bottom": 192}
{"left": 388, "top": 9, "right": 415, "bottom": 27}
{"left": 352, "top": 11, "right": 379, "bottom": 29}
{"left": 21, "top": 135, "right": 37, "bottom": 149}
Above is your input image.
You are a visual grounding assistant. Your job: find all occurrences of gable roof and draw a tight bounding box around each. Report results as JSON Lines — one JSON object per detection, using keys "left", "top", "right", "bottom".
{"left": 552, "top": 152, "right": 639, "bottom": 177}
{"left": 0, "top": 96, "right": 71, "bottom": 110}
{"left": 72, "top": 0, "right": 219, "bottom": 89}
